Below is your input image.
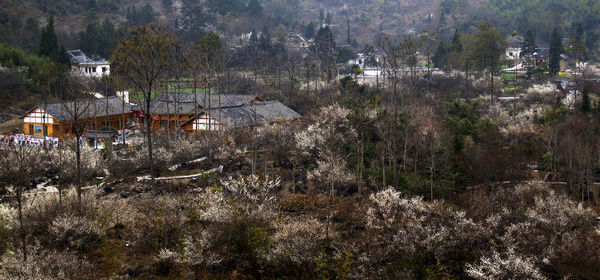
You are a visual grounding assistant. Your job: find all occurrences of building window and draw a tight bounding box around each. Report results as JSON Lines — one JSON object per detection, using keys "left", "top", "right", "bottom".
{"left": 35, "top": 126, "right": 42, "bottom": 133}
{"left": 92, "top": 67, "right": 97, "bottom": 73}
{"left": 28, "top": 124, "right": 34, "bottom": 134}
{"left": 102, "top": 67, "right": 107, "bottom": 73}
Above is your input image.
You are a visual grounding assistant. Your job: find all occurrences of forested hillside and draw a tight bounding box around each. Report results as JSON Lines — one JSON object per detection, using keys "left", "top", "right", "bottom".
{"left": 2, "top": 0, "right": 599, "bottom": 53}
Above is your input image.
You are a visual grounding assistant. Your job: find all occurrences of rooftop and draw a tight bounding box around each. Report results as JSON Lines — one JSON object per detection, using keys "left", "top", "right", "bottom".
{"left": 67, "top": 49, "right": 109, "bottom": 65}
{"left": 28, "top": 96, "right": 132, "bottom": 121}
{"left": 184, "top": 101, "right": 302, "bottom": 128}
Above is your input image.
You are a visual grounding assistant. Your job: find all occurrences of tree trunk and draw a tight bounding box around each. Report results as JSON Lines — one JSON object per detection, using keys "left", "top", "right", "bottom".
{"left": 291, "top": 160, "right": 296, "bottom": 194}
{"left": 146, "top": 90, "right": 155, "bottom": 187}
{"left": 76, "top": 132, "right": 82, "bottom": 204}
{"left": 490, "top": 64, "right": 495, "bottom": 104}
{"left": 382, "top": 152, "right": 386, "bottom": 188}
{"left": 17, "top": 191, "right": 26, "bottom": 262}
{"left": 359, "top": 139, "right": 364, "bottom": 195}
{"left": 430, "top": 146, "right": 435, "bottom": 201}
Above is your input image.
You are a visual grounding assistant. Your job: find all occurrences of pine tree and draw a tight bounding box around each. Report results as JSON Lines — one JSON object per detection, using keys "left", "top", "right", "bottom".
{"left": 432, "top": 41, "right": 447, "bottom": 68}
{"left": 473, "top": 22, "right": 506, "bottom": 104}
{"left": 56, "top": 45, "right": 71, "bottom": 67}
{"left": 549, "top": 28, "right": 562, "bottom": 75}
{"left": 325, "top": 12, "right": 332, "bottom": 25}
{"left": 347, "top": 17, "right": 351, "bottom": 45}
{"left": 522, "top": 30, "right": 537, "bottom": 55}
{"left": 581, "top": 87, "right": 591, "bottom": 113}
{"left": 567, "top": 23, "right": 587, "bottom": 62}
{"left": 249, "top": 29, "right": 258, "bottom": 46}
{"left": 450, "top": 29, "right": 462, "bottom": 53}
{"left": 39, "top": 17, "right": 58, "bottom": 59}
{"left": 311, "top": 26, "right": 336, "bottom": 79}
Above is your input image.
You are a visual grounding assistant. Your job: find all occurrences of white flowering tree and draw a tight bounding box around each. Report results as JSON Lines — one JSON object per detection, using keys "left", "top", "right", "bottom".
{"left": 466, "top": 249, "right": 547, "bottom": 280}
{"left": 295, "top": 104, "right": 356, "bottom": 158}
{"left": 47, "top": 140, "right": 104, "bottom": 206}
{"left": 361, "top": 187, "right": 490, "bottom": 277}
{"left": 0, "top": 145, "right": 44, "bottom": 262}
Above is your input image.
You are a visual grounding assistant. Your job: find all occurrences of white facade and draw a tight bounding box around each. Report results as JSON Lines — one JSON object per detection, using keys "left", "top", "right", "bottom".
{"left": 192, "top": 113, "right": 223, "bottom": 131}
{"left": 505, "top": 47, "right": 522, "bottom": 60}
{"left": 75, "top": 63, "right": 110, "bottom": 78}
{"left": 67, "top": 50, "right": 110, "bottom": 78}
{"left": 23, "top": 108, "right": 54, "bottom": 124}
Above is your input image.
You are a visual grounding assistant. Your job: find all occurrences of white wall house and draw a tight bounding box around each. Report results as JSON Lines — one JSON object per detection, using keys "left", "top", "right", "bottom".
{"left": 505, "top": 47, "right": 522, "bottom": 60}
{"left": 67, "top": 50, "right": 110, "bottom": 78}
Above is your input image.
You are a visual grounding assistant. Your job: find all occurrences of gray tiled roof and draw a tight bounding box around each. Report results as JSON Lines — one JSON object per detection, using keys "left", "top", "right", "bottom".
{"left": 198, "top": 101, "right": 302, "bottom": 128}
{"left": 40, "top": 96, "right": 132, "bottom": 121}
{"left": 154, "top": 92, "right": 259, "bottom": 108}
{"left": 67, "top": 49, "right": 109, "bottom": 65}
{"left": 132, "top": 101, "right": 199, "bottom": 115}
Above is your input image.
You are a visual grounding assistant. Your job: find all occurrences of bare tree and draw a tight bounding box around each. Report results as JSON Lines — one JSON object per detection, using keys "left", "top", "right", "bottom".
{"left": 111, "top": 23, "right": 181, "bottom": 186}
{"left": 57, "top": 74, "right": 95, "bottom": 204}
{"left": 0, "top": 145, "right": 44, "bottom": 262}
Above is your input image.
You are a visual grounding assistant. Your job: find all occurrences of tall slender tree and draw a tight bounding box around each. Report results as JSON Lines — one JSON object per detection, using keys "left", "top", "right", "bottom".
{"left": 39, "top": 17, "right": 58, "bottom": 59}
{"left": 549, "top": 28, "right": 563, "bottom": 75}
{"left": 473, "top": 22, "right": 506, "bottom": 104}
{"left": 522, "top": 30, "right": 537, "bottom": 56}
{"left": 111, "top": 23, "right": 181, "bottom": 186}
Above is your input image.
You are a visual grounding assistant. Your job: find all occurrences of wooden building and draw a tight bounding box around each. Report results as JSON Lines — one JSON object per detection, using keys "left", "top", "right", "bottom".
{"left": 181, "top": 101, "right": 301, "bottom": 134}
{"left": 134, "top": 93, "right": 300, "bottom": 134}
{"left": 21, "top": 96, "right": 134, "bottom": 139}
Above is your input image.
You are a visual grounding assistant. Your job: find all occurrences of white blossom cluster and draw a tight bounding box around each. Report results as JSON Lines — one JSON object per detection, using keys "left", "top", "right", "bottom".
{"left": 307, "top": 152, "right": 355, "bottom": 187}
{"left": 220, "top": 174, "right": 280, "bottom": 219}
{"left": 0, "top": 243, "right": 91, "bottom": 280}
{"left": 361, "top": 182, "right": 598, "bottom": 278}
{"left": 295, "top": 104, "right": 356, "bottom": 156}
{"left": 267, "top": 217, "right": 330, "bottom": 265}
{"left": 466, "top": 248, "right": 547, "bottom": 280}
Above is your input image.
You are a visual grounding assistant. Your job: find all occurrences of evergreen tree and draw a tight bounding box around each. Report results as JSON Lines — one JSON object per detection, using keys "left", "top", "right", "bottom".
{"left": 581, "top": 87, "right": 591, "bottom": 113}
{"left": 319, "top": 9, "right": 325, "bottom": 25}
{"left": 438, "top": 10, "right": 447, "bottom": 31}
{"left": 522, "top": 30, "right": 537, "bottom": 55}
{"left": 126, "top": 4, "right": 155, "bottom": 26}
{"left": 247, "top": 0, "right": 263, "bottom": 16}
{"left": 56, "top": 45, "right": 71, "bottom": 67}
{"left": 567, "top": 23, "right": 587, "bottom": 62}
{"left": 99, "top": 19, "right": 117, "bottom": 57}
{"left": 549, "top": 28, "right": 562, "bottom": 75}
{"left": 347, "top": 17, "right": 351, "bottom": 45}
{"left": 450, "top": 29, "right": 462, "bottom": 53}
{"left": 79, "top": 21, "right": 99, "bottom": 56}
{"left": 432, "top": 41, "right": 447, "bottom": 68}
{"left": 249, "top": 29, "right": 259, "bottom": 46}
{"left": 259, "top": 26, "right": 272, "bottom": 52}
{"left": 303, "top": 22, "right": 316, "bottom": 40}
{"left": 473, "top": 22, "right": 506, "bottom": 103}
{"left": 38, "top": 17, "right": 58, "bottom": 59}
{"left": 325, "top": 12, "right": 332, "bottom": 25}
{"left": 180, "top": 0, "right": 212, "bottom": 42}
{"left": 311, "top": 25, "right": 336, "bottom": 79}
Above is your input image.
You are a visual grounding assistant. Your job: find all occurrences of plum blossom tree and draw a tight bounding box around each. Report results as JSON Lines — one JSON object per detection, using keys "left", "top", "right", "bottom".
{"left": 466, "top": 249, "right": 547, "bottom": 280}
{"left": 0, "top": 145, "right": 44, "bottom": 262}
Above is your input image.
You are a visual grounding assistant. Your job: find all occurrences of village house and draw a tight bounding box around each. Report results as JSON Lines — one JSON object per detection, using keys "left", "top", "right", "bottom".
{"left": 21, "top": 96, "right": 133, "bottom": 139}
{"left": 505, "top": 34, "right": 525, "bottom": 61}
{"left": 133, "top": 93, "right": 301, "bottom": 134}
{"left": 67, "top": 50, "right": 111, "bottom": 78}
{"left": 285, "top": 33, "right": 312, "bottom": 51}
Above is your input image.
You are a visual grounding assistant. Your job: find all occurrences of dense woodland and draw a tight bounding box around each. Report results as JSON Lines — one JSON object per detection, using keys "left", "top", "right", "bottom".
{"left": 0, "top": 0, "right": 600, "bottom": 279}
